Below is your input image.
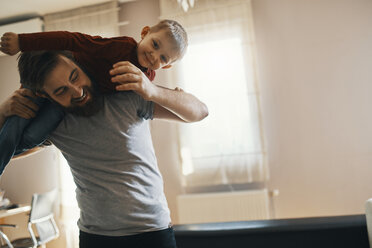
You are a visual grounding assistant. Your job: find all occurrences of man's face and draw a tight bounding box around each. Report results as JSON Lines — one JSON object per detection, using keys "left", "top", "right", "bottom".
{"left": 137, "top": 29, "right": 179, "bottom": 70}
{"left": 41, "top": 55, "right": 102, "bottom": 116}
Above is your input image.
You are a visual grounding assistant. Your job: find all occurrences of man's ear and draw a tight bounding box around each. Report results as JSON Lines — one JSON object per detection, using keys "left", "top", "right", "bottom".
{"left": 141, "top": 26, "right": 151, "bottom": 39}
{"left": 161, "top": 64, "right": 172, "bottom": 69}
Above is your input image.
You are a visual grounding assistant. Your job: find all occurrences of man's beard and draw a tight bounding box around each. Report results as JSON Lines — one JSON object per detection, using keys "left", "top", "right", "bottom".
{"left": 63, "top": 84, "right": 103, "bottom": 117}
{"left": 48, "top": 81, "right": 104, "bottom": 117}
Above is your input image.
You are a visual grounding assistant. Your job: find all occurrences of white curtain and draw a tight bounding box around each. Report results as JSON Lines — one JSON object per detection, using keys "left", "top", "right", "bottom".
{"left": 44, "top": 1, "right": 119, "bottom": 37}
{"left": 43, "top": 2, "right": 119, "bottom": 247}
{"left": 160, "top": 0, "right": 268, "bottom": 187}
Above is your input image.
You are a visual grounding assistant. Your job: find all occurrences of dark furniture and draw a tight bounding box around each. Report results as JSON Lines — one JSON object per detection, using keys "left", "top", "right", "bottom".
{"left": 174, "top": 214, "right": 369, "bottom": 248}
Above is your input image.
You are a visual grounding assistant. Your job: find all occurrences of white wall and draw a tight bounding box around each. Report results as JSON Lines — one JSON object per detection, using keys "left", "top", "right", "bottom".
{"left": 252, "top": 0, "right": 372, "bottom": 218}
{"left": 0, "top": 56, "right": 19, "bottom": 100}
{"left": 119, "top": 0, "right": 372, "bottom": 222}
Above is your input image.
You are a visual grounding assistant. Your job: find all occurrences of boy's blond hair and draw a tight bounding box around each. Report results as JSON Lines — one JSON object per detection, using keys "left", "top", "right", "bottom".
{"left": 150, "top": 19, "right": 188, "bottom": 61}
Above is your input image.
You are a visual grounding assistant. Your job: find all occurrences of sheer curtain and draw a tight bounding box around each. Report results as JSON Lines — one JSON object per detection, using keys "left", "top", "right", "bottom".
{"left": 160, "top": 0, "right": 268, "bottom": 187}
{"left": 44, "top": 1, "right": 119, "bottom": 37}
{"left": 43, "top": 1, "right": 119, "bottom": 247}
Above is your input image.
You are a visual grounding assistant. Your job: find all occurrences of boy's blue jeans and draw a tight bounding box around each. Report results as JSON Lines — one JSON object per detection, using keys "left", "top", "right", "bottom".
{"left": 0, "top": 97, "right": 65, "bottom": 175}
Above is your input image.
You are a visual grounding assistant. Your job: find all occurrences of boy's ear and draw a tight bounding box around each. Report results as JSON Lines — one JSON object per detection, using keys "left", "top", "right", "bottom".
{"left": 161, "top": 64, "right": 172, "bottom": 69}
{"left": 141, "top": 26, "right": 151, "bottom": 39}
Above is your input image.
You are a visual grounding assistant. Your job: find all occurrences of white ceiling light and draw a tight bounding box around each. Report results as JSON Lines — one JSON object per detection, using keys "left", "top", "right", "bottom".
{"left": 177, "top": 0, "right": 195, "bottom": 12}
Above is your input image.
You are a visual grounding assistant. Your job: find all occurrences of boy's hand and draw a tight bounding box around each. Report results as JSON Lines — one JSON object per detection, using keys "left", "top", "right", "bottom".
{"left": 110, "top": 61, "right": 156, "bottom": 100}
{"left": 0, "top": 32, "right": 20, "bottom": 55}
{"left": 0, "top": 88, "right": 39, "bottom": 120}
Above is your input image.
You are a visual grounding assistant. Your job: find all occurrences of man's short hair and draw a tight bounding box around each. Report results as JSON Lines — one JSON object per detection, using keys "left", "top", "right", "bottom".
{"left": 150, "top": 19, "right": 188, "bottom": 61}
{"left": 18, "top": 50, "right": 74, "bottom": 93}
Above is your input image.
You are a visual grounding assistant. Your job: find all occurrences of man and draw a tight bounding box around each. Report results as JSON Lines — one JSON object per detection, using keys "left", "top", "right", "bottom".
{"left": 0, "top": 50, "right": 208, "bottom": 248}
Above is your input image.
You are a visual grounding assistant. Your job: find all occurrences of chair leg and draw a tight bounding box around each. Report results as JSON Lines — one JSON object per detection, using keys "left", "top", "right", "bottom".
{"left": 0, "top": 230, "right": 13, "bottom": 248}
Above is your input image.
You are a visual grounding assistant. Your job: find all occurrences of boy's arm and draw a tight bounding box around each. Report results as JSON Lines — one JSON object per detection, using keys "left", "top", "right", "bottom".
{"left": 110, "top": 61, "right": 209, "bottom": 123}
{"left": 0, "top": 31, "right": 135, "bottom": 59}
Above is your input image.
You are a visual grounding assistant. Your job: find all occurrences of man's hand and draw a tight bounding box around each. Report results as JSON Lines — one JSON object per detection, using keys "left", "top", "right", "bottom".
{"left": 0, "top": 88, "right": 39, "bottom": 120}
{"left": 0, "top": 32, "right": 20, "bottom": 55}
{"left": 110, "top": 61, "right": 156, "bottom": 100}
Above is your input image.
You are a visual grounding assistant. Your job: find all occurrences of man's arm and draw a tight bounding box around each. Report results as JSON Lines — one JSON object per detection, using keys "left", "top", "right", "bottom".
{"left": 110, "top": 61, "right": 209, "bottom": 123}
{"left": 151, "top": 86, "right": 208, "bottom": 122}
{"left": 0, "top": 89, "right": 39, "bottom": 129}
{"left": 0, "top": 89, "right": 41, "bottom": 169}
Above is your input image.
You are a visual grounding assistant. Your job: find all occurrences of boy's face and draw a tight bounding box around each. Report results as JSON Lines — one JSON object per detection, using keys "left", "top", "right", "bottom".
{"left": 137, "top": 27, "right": 179, "bottom": 71}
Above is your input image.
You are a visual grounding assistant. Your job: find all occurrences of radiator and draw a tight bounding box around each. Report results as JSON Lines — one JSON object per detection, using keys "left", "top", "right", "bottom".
{"left": 177, "top": 189, "right": 270, "bottom": 224}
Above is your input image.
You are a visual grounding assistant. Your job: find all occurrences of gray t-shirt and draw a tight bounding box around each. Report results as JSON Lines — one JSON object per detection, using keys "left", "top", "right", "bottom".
{"left": 48, "top": 91, "right": 171, "bottom": 236}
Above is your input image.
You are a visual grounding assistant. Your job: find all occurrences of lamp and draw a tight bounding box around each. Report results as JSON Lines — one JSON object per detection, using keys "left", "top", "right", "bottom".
{"left": 177, "top": 0, "right": 196, "bottom": 12}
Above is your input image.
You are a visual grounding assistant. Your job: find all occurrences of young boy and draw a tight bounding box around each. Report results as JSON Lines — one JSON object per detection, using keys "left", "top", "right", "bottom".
{"left": 0, "top": 19, "right": 188, "bottom": 174}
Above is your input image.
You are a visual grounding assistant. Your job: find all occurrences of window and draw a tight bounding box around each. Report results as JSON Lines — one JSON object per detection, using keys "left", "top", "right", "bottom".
{"left": 161, "top": 0, "right": 268, "bottom": 187}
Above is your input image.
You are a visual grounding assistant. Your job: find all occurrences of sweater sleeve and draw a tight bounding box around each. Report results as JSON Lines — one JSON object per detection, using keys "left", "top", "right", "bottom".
{"left": 18, "top": 31, "right": 136, "bottom": 62}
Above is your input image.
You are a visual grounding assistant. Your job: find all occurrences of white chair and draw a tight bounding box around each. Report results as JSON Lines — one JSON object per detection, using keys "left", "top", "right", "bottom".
{"left": 0, "top": 189, "right": 59, "bottom": 248}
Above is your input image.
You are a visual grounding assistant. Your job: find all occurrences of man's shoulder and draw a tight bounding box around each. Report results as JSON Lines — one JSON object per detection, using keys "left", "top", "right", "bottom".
{"left": 106, "top": 92, "right": 152, "bottom": 118}
{"left": 105, "top": 91, "right": 139, "bottom": 104}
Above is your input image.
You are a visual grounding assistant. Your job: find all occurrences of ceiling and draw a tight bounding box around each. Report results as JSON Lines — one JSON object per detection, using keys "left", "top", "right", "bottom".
{"left": 0, "top": 0, "right": 132, "bottom": 23}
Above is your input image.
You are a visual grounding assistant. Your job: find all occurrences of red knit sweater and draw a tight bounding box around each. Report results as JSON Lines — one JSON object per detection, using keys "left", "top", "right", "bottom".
{"left": 18, "top": 31, "right": 155, "bottom": 93}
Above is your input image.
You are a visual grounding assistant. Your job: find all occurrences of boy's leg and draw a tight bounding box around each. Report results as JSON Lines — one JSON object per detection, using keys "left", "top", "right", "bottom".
{"left": 15, "top": 101, "right": 65, "bottom": 154}
{"left": 0, "top": 115, "right": 33, "bottom": 175}
{"left": 0, "top": 98, "right": 64, "bottom": 175}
